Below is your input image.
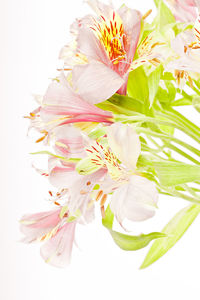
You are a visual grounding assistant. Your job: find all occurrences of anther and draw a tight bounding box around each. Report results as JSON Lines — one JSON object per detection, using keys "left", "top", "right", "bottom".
{"left": 96, "top": 190, "right": 103, "bottom": 202}
{"left": 142, "top": 9, "right": 152, "bottom": 20}
{"left": 80, "top": 190, "right": 87, "bottom": 195}
{"left": 101, "top": 206, "right": 106, "bottom": 218}
{"left": 100, "top": 194, "right": 107, "bottom": 207}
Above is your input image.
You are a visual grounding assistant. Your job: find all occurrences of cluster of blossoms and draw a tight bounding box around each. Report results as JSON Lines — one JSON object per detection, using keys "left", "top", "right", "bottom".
{"left": 21, "top": 0, "right": 200, "bottom": 269}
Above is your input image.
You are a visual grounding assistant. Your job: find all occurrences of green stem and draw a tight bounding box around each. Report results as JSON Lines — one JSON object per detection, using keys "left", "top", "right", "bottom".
{"left": 135, "top": 128, "right": 200, "bottom": 160}
{"left": 165, "top": 143, "right": 200, "bottom": 165}
{"left": 159, "top": 108, "right": 200, "bottom": 143}
{"left": 159, "top": 186, "right": 200, "bottom": 204}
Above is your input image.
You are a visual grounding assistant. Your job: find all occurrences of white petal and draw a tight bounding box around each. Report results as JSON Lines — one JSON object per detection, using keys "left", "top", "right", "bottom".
{"left": 40, "top": 222, "right": 76, "bottom": 268}
{"left": 110, "top": 175, "right": 158, "bottom": 223}
{"left": 107, "top": 123, "right": 141, "bottom": 170}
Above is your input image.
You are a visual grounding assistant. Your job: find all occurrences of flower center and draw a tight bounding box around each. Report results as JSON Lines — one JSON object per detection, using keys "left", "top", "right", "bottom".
{"left": 90, "top": 12, "right": 127, "bottom": 64}
{"left": 86, "top": 141, "right": 124, "bottom": 180}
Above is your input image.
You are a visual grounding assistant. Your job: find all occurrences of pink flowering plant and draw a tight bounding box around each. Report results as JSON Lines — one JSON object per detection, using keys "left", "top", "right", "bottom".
{"left": 21, "top": 0, "right": 200, "bottom": 269}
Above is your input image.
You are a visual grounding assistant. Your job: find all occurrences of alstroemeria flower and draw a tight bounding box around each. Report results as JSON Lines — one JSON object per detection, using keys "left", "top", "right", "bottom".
{"left": 166, "top": 16, "right": 200, "bottom": 87}
{"left": 77, "top": 123, "right": 158, "bottom": 223}
{"left": 26, "top": 72, "right": 113, "bottom": 143}
{"left": 164, "top": 0, "right": 199, "bottom": 22}
{"left": 20, "top": 208, "right": 76, "bottom": 267}
{"left": 43, "top": 125, "right": 107, "bottom": 218}
{"left": 60, "top": 0, "right": 142, "bottom": 100}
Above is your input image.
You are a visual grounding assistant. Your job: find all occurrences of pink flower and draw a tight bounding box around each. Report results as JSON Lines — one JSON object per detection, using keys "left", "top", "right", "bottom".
{"left": 166, "top": 16, "right": 200, "bottom": 86}
{"left": 164, "top": 0, "right": 199, "bottom": 22}
{"left": 76, "top": 123, "right": 158, "bottom": 224}
{"left": 60, "top": 0, "right": 142, "bottom": 100}
{"left": 20, "top": 208, "right": 76, "bottom": 267}
{"left": 45, "top": 125, "right": 107, "bottom": 217}
{"left": 27, "top": 73, "right": 113, "bottom": 143}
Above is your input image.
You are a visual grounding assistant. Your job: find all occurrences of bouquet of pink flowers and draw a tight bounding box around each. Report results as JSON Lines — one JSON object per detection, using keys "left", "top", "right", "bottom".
{"left": 20, "top": 0, "right": 200, "bottom": 268}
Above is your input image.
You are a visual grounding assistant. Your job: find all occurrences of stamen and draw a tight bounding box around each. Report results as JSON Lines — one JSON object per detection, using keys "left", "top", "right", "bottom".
{"left": 36, "top": 130, "right": 48, "bottom": 143}
{"left": 57, "top": 68, "right": 72, "bottom": 71}
{"left": 80, "top": 190, "right": 88, "bottom": 195}
{"left": 41, "top": 172, "right": 49, "bottom": 177}
{"left": 142, "top": 9, "right": 152, "bottom": 20}
{"left": 100, "top": 194, "right": 107, "bottom": 207}
{"left": 101, "top": 206, "right": 106, "bottom": 218}
{"left": 92, "top": 13, "right": 127, "bottom": 64}
{"left": 96, "top": 190, "right": 103, "bottom": 201}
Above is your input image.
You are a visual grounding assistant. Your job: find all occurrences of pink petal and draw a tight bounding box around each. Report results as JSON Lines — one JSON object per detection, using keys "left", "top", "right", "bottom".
{"left": 54, "top": 125, "right": 86, "bottom": 158}
{"left": 59, "top": 114, "right": 113, "bottom": 126}
{"left": 49, "top": 166, "right": 78, "bottom": 189}
{"left": 41, "top": 76, "right": 113, "bottom": 123}
{"left": 40, "top": 222, "right": 76, "bottom": 268}
{"left": 86, "top": 0, "right": 114, "bottom": 18}
{"left": 118, "top": 6, "right": 142, "bottom": 64}
{"left": 77, "top": 26, "right": 109, "bottom": 64}
{"left": 20, "top": 209, "right": 61, "bottom": 243}
{"left": 72, "top": 61, "right": 124, "bottom": 104}
{"left": 164, "top": 0, "right": 197, "bottom": 22}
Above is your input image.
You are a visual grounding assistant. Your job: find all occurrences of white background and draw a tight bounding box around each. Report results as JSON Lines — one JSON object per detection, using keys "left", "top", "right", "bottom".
{"left": 1, "top": 0, "right": 200, "bottom": 299}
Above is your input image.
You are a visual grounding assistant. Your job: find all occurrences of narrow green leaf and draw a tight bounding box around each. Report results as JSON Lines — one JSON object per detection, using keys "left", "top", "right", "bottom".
{"left": 192, "top": 96, "right": 200, "bottom": 113}
{"left": 102, "top": 206, "right": 166, "bottom": 251}
{"left": 153, "top": 0, "right": 160, "bottom": 7}
{"left": 156, "top": 82, "right": 176, "bottom": 104}
{"left": 110, "top": 231, "right": 167, "bottom": 251}
{"left": 148, "top": 65, "right": 162, "bottom": 107}
{"left": 102, "top": 205, "right": 114, "bottom": 230}
{"left": 30, "top": 150, "right": 81, "bottom": 163}
{"left": 171, "top": 97, "right": 193, "bottom": 106}
{"left": 153, "top": 161, "right": 200, "bottom": 186}
{"left": 30, "top": 151, "right": 67, "bottom": 161}
{"left": 157, "top": 1, "right": 175, "bottom": 32}
{"left": 97, "top": 93, "right": 144, "bottom": 116}
{"left": 141, "top": 204, "right": 200, "bottom": 269}
{"left": 97, "top": 94, "right": 143, "bottom": 116}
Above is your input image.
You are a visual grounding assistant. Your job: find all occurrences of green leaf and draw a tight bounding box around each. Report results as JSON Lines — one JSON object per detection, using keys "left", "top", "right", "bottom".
{"left": 153, "top": 161, "right": 200, "bottom": 186}
{"left": 30, "top": 151, "right": 81, "bottom": 163}
{"left": 156, "top": 115, "right": 175, "bottom": 135}
{"left": 102, "top": 206, "right": 166, "bottom": 251}
{"left": 30, "top": 151, "right": 67, "bottom": 161}
{"left": 192, "top": 96, "right": 200, "bottom": 113}
{"left": 97, "top": 94, "right": 143, "bottom": 116}
{"left": 127, "top": 67, "right": 149, "bottom": 104}
{"left": 140, "top": 204, "right": 200, "bottom": 269}
{"left": 148, "top": 65, "right": 163, "bottom": 107}
{"left": 156, "top": 82, "right": 176, "bottom": 104}
{"left": 109, "top": 231, "right": 167, "bottom": 251}
{"left": 153, "top": 0, "right": 160, "bottom": 8}
{"left": 156, "top": 1, "right": 175, "bottom": 33}
{"left": 171, "top": 97, "right": 193, "bottom": 106}
{"left": 102, "top": 205, "right": 114, "bottom": 230}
